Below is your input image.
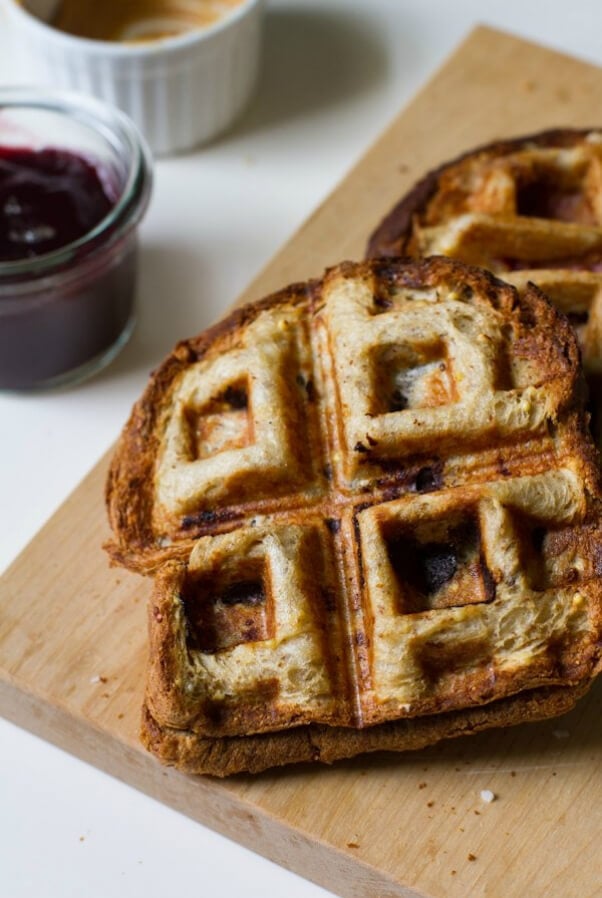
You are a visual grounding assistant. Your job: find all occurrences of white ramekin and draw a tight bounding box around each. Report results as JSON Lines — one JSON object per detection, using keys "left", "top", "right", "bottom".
{"left": 1, "top": 0, "right": 264, "bottom": 155}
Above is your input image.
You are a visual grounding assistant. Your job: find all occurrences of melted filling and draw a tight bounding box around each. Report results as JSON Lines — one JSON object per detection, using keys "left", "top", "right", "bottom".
{"left": 372, "top": 342, "right": 455, "bottom": 415}
{"left": 516, "top": 179, "right": 597, "bottom": 225}
{"left": 184, "top": 574, "right": 271, "bottom": 653}
{"left": 386, "top": 514, "right": 496, "bottom": 613}
{"left": 186, "top": 382, "right": 251, "bottom": 460}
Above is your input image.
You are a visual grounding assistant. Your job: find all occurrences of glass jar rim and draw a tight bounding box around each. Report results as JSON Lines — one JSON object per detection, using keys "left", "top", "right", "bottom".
{"left": 0, "top": 86, "right": 153, "bottom": 278}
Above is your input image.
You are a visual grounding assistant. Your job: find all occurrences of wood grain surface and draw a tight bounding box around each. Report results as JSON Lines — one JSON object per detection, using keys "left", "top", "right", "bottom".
{"left": 1, "top": 26, "right": 601, "bottom": 898}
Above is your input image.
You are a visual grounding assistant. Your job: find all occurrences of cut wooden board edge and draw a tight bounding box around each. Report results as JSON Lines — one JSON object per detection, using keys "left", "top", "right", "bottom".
{"left": 0, "top": 672, "right": 411, "bottom": 898}
{"left": 0, "top": 447, "right": 413, "bottom": 898}
{"left": 3, "top": 648, "right": 599, "bottom": 898}
{"left": 2, "top": 24, "right": 602, "bottom": 898}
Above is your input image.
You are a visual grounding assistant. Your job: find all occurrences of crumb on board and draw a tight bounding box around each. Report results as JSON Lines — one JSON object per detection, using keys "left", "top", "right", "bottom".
{"left": 418, "top": 782, "right": 427, "bottom": 789}
{"left": 451, "top": 870, "right": 457, "bottom": 876}
{"left": 427, "top": 801, "right": 435, "bottom": 808}
{"left": 480, "top": 789, "right": 496, "bottom": 803}
{"left": 346, "top": 841, "right": 360, "bottom": 849}
{"left": 553, "top": 729, "right": 570, "bottom": 740}
{"left": 89, "top": 675, "right": 108, "bottom": 685}
{"left": 468, "top": 853, "right": 477, "bottom": 862}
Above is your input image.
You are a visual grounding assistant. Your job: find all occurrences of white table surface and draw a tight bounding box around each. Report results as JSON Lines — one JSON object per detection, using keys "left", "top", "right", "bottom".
{"left": 1, "top": 2, "right": 600, "bottom": 896}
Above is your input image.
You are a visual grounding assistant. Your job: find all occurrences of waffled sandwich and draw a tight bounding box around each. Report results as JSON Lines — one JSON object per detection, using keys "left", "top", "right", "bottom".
{"left": 367, "top": 129, "right": 602, "bottom": 374}
{"left": 107, "top": 257, "right": 602, "bottom": 775}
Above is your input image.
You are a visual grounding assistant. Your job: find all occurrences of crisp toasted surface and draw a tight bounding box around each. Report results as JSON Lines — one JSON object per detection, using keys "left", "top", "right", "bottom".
{"left": 107, "top": 258, "right": 602, "bottom": 774}
{"left": 366, "top": 129, "right": 602, "bottom": 374}
{"left": 107, "top": 257, "right": 588, "bottom": 572}
{"left": 140, "top": 683, "right": 590, "bottom": 777}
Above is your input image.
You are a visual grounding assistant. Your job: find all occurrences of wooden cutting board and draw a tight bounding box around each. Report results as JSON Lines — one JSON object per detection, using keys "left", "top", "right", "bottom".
{"left": 1, "top": 26, "right": 601, "bottom": 898}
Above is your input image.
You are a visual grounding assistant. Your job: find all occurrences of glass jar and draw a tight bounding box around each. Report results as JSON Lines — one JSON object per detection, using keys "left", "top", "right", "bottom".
{"left": 0, "top": 88, "right": 152, "bottom": 390}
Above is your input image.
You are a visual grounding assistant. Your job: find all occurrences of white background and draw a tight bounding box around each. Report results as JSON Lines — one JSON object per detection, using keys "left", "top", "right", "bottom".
{"left": 0, "top": 2, "right": 600, "bottom": 896}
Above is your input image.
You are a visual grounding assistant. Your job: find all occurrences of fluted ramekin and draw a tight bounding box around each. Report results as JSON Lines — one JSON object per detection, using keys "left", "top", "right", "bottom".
{"left": 2, "top": 0, "right": 264, "bottom": 155}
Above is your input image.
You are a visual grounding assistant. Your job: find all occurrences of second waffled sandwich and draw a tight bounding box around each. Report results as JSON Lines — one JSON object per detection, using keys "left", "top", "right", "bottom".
{"left": 107, "top": 257, "right": 602, "bottom": 775}
{"left": 367, "top": 129, "right": 602, "bottom": 373}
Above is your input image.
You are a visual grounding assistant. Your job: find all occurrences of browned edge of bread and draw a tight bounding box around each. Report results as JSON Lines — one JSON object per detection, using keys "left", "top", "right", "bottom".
{"left": 105, "top": 256, "right": 595, "bottom": 576}
{"left": 104, "top": 255, "right": 602, "bottom": 776}
{"left": 140, "top": 681, "right": 591, "bottom": 777}
{"left": 104, "top": 279, "right": 317, "bottom": 573}
{"left": 365, "top": 128, "right": 599, "bottom": 260}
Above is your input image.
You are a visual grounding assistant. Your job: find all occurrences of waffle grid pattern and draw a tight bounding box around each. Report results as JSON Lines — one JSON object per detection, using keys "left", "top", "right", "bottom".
{"left": 131, "top": 261, "right": 600, "bottom": 738}
{"left": 367, "top": 130, "right": 602, "bottom": 372}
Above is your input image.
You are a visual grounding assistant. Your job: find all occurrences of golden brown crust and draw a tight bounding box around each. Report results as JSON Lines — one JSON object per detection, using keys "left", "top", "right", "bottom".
{"left": 140, "top": 682, "right": 591, "bottom": 777}
{"left": 366, "top": 129, "right": 602, "bottom": 382}
{"left": 105, "top": 280, "right": 316, "bottom": 573}
{"left": 366, "top": 128, "right": 601, "bottom": 259}
{"left": 106, "top": 257, "right": 590, "bottom": 573}
{"left": 107, "top": 256, "right": 602, "bottom": 775}
{"left": 144, "top": 470, "right": 602, "bottom": 742}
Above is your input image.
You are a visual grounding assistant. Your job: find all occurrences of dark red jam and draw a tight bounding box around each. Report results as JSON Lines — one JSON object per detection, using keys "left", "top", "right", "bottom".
{"left": 0, "top": 147, "right": 114, "bottom": 261}
{"left": 0, "top": 142, "right": 147, "bottom": 390}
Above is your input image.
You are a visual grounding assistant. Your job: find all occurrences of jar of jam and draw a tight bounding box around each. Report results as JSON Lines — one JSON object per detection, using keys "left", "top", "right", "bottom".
{"left": 0, "top": 88, "right": 152, "bottom": 389}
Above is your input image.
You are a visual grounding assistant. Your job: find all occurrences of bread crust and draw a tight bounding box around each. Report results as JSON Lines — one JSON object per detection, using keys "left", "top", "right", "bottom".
{"left": 106, "top": 257, "right": 591, "bottom": 573}
{"left": 366, "top": 128, "right": 600, "bottom": 259}
{"left": 106, "top": 256, "right": 602, "bottom": 775}
{"left": 140, "top": 683, "right": 589, "bottom": 777}
{"left": 105, "top": 280, "right": 316, "bottom": 573}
